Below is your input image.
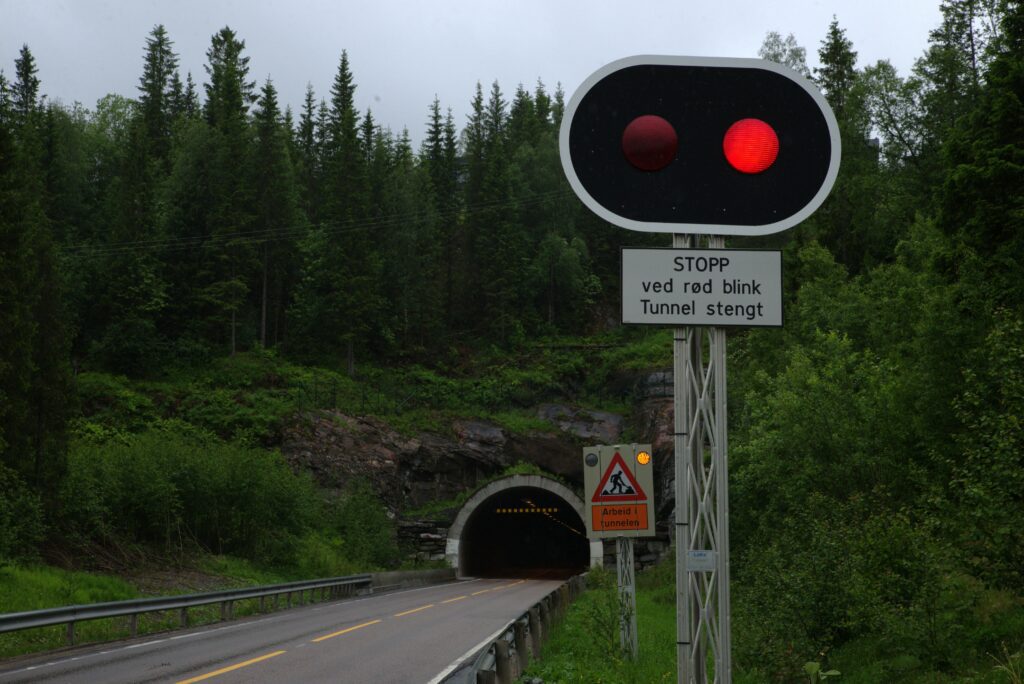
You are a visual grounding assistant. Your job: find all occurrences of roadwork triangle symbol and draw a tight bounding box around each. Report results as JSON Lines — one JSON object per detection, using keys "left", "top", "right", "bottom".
{"left": 592, "top": 452, "right": 647, "bottom": 502}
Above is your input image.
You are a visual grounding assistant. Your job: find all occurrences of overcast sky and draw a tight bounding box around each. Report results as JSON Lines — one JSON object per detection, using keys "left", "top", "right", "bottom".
{"left": 3, "top": 0, "right": 942, "bottom": 146}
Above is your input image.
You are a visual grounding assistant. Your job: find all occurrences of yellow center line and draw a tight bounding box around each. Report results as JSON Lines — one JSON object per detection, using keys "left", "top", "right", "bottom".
{"left": 471, "top": 589, "right": 491, "bottom": 596}
{"left": 175, "top": 650, "right": 286, "bottom": 684}
{"left": 441, "top": 595, "right": 468, "bottom": 604}
{"left": 394, "top": 603, "right": 435, "bottom": 617}
{"left": 311, "top": 619, "right": 382, "bottom": 643}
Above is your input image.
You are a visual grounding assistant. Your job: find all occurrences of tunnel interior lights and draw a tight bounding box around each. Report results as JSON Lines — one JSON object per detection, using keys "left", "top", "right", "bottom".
{"left": 493, "top": 499, "right": 587, "bottom": 537}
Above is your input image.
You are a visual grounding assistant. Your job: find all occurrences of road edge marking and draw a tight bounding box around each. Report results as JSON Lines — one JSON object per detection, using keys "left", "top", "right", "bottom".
{"left": 424, "top": 623, "right": 510, "bottom": 684}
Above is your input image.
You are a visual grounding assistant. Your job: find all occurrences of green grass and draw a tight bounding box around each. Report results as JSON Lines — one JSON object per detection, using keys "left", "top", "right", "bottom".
{"left": 522, "top": 568, "right": 678, "bottom": 684}
{"left": 0, "top": 556, "right": 355, "bottom": 660}
{"left": 0, "top": 564, "right": 144, "bottom": 658}
{"left": 196, "top": 554, "right": 293, "bottom": 585}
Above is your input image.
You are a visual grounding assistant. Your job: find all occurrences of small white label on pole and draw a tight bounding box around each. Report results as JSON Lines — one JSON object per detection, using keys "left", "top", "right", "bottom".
{"left": 687, "top": 549, "right": 716, "bottom": 572}
{"left": 622, "top": 248, "right": 783, "bottom": 327}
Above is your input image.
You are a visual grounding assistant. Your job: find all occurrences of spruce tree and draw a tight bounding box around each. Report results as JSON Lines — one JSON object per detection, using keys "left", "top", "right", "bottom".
{"left": 0, "top": 62, "right": 71, "bottom": 499}
{"left": 805, "top": 18, "right": 884, "bottom": 272}
{"left": 296, "top": 84, "right": 321, "bottom": 221}
{"left": 291, "top": 52, "right": 380, "bottom": 369}
{"left": 197, "top": 26, "right": 258, "bottom": 352}
{"left": 137, "top": 24, "right": 179, "bottom": 164}
{"left": 421, "top": 97, "right": 461, "bottom": 327}
{"left": 11, "top": 45, "right": 41, "bottom": 127}
{"left": 252, "top": 78, "right": 304, "bottom": 347}
{"left": 0, "top": 71, "right": 10, "bottom": 126}
{"left": 815, "top": 18, "right": 858, "bottom": 118}
{"left": 381, "top": 127, "right": 443, "bottom": 352}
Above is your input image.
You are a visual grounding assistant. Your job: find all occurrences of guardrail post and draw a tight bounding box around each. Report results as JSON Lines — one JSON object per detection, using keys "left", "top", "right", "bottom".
{"left": 514, "top": 621, "right": 530, "bottom": 671}
{"left": 179, "top": 607, "right": 188, "bottom": 627}
{"left": 528, "top": 607, "right": 541, "bottom": 657}
{"left": 129, "top": 613, "right": 138, "bottom": 638}
{"left": 539, "top": 601, "right": 551, "bottom": 645}
{"left": 259, "top": 596, "right": 265, "bottom": 613}
{"left": 494, "top": 639, "right": 512, "bottom": 683}
{"left": 66, "top": 621, "right": 75, "bottom": 646}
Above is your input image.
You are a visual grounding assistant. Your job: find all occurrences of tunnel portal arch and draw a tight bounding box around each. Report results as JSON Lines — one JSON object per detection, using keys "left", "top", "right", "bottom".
{"left": 446, "top": 474, "right": 603, "bottom": 578}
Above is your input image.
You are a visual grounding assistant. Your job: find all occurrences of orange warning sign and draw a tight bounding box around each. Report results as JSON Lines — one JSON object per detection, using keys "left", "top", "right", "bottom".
{"left": 583, "top": 443, "right": 655, "bottom": 539}
{"left": 592, "top": 451, "right": 647, "bottom": 502}
{"left": 592, "top": 504, "right": 650, "bottom": 532}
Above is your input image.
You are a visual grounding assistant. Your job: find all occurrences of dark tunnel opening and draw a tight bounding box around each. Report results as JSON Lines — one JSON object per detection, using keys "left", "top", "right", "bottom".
{"left": 459, "top": 486, "right": 590, "bottom": 579}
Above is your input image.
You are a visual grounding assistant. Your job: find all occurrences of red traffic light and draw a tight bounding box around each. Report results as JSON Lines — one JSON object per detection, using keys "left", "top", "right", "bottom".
{"left": 723, "top": 118, "right": 779, "bottom": 174}
{"left": 560, "top": 56, "right": 841, "bottom": 236}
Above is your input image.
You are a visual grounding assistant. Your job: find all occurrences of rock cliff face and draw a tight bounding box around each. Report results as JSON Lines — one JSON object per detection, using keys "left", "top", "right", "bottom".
{"left": 281, "top": 404, "right": 630, "bottom": 510}
{"left": 282, "top": 374, "right": 676, "bottom": 568}
{"left": 281, "top": 376, "right": 678, "bottom": 511}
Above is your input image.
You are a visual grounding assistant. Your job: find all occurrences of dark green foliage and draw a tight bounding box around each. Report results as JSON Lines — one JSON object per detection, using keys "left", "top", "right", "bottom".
{"left": 61, "top": 426, "right": 319, "bottom": 564}
{"left": 137, "top": 24, "right": 179, "bottom": 164}
{"left": 952, "top": 310, "right": 1024, "bottom": 589}
{"left": 1, "top": 15, "right": 1024, "bottom": 679}
{"left": 0, "top": 463, "right": 46, "bottom": 564}
{"left": 332, "top": 480, "right": 400, "bottom": 569}
{"left": 10, "top": 44, "right": 41, "bottom": 123}
{"left": 0, "top": 58, "right": 73, "bottom": 502}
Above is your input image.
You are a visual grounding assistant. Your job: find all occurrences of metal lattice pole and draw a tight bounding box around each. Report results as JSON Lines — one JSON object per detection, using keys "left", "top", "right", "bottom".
{"left": 675, "top": 234, "right": 731, "bottom": 684}
{"left": 617, "top": 537, "right": 638, "bottom": 659}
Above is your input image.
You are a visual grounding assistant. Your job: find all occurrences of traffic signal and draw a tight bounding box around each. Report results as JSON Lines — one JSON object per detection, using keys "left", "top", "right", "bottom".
{"left": 559, "top": 56, "right": 841, "bottom": 236}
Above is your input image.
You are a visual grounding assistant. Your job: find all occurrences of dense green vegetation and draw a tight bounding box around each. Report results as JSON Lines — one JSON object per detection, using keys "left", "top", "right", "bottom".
{"left": 1, "top": 0, "right": 1023, "bottom": 678}
{"left": 529, "top": 558, "right": 1024, "bottom": 683}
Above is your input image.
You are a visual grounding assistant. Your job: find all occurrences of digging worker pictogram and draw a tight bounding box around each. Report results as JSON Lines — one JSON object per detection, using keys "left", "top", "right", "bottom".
{"left": 608, "top": 470, "right": 634, "bottom": 495}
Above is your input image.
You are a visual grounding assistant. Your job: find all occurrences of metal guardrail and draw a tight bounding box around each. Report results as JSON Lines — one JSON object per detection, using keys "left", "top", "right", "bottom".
{"left": 0, "top": 574, "right": 373, "bottom": 647}
{"left": 446, "top": 573, "right": 588, "bottom": 684}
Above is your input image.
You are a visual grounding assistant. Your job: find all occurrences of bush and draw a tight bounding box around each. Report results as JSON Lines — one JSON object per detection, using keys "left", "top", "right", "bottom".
{"left": 332, "top": 481, "right": 400, "bottom": 570}
{"left": 75, "top": 372, "right": 158, "bottom": 431}
{"left": 0, "top": 464, "right": 46, "bottom": 564}
{"left": 60, "top": 425, "right": 320, "bottom": 565}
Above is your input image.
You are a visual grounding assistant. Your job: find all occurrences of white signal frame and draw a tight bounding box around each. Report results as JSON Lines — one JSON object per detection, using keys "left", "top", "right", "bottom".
{"left": 558, "top": 55, "right": 842, "bottom": 236}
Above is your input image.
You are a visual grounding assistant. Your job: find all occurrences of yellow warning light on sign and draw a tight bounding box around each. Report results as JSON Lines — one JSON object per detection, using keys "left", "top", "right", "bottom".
{"left": 636, "top": 450, "right": 651, "bottom": 465}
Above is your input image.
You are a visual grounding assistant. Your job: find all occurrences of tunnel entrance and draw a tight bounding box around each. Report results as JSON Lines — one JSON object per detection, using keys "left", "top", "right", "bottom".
{"left": 446, "top": 475, "right": 601, "bottom": 579}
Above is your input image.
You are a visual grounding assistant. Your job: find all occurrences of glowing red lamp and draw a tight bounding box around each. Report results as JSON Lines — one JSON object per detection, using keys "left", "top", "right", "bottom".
{"left": 723, "top": 118, "right": 779, "bottom": 174}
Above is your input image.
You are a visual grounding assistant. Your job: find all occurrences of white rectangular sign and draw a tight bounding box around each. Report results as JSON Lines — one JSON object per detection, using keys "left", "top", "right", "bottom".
{"left": 687, "top": 549, "right": 717, "bottom": 572}
{"left": 622, "top": 248, "right": 783, "bottom": 327}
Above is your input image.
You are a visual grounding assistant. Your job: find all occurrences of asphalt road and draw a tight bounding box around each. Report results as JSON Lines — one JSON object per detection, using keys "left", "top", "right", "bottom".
{"left": 0, "top": 577, "right": 562, "bottom": 684}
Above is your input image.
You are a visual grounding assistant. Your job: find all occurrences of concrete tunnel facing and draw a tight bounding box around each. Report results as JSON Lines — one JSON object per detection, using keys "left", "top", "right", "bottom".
{"left": 445, "top": 475, "right": 604, "bottom": 579}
